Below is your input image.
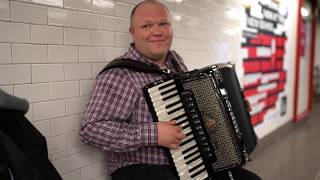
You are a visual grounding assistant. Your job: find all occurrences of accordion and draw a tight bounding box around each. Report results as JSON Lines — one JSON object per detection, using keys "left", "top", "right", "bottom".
{"left": 143, "top": 62, "right": 257, "bottom": 180}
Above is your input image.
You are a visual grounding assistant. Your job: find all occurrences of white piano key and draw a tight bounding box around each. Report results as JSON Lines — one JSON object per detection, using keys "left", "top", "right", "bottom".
{"left": 153, "top": 96, "right": 181, "bottom": 109}
{"left": 150, "top": 89, "right": 178, "bottom": 103}
{"left": 190, "top": 164, "right": 206, "bottom": 177}
{"left": 156, "top": 103, "right": 183, "bottom": 117}
{"left": 171, "top": 140, "right": 197, "bottom": 158}
{"left": 158, "top": 108, "right": 185, "bottom": 121}
{"left": 149, "top": 84, "right": 177, "bottom": 98}
{"left": 154, "top": 98, "right": 181, "bottom": 112}
{"left": 147, "top": 79, "right": 174, "bottom": 93}
{"left": 194, "top": 171, "right": 208, "bottom": 180}
{"left": 180, "top": 134, "right": 194, "bottom": 145}
{"left": 184, "top": 149, "right": 200, "bottom": 163}
{"left": 179, "top": 168, "right": 193, "bottom": 180}
{"left": 176, "top": 116, "right": 187, "bottom": 123}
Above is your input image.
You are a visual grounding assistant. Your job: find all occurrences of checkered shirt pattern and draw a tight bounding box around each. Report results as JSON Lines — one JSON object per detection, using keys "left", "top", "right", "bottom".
{"left": 79, "top": 44, "right": 188, "bottom": 174}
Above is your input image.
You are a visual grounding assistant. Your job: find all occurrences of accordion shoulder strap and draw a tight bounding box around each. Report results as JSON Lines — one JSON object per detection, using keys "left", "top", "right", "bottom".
{"left": 98, "top": 59, "right": 171, "bottom": 76}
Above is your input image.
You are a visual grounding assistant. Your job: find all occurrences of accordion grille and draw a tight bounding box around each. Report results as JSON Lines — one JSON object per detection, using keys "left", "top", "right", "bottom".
{"left": 182, "top": 76, "right": 242, "bottom": 171}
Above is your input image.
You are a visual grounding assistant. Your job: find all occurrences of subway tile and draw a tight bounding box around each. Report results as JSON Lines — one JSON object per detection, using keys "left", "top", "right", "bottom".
{"left": 115, "top": 32, "right": 131, "bottom": 48}
{"left": 90, "top": 148, "right": 105, "bottom": 162}
{"left": 79, "top": 46, "right": 104, "bottom": 62}
{"left": 51, "top": 114, "right": 80, "bottom": 136}
{"left": 91, "top": 0, "right": 115, "bottom": 15}
{"left": 12, "top": 44, "right": 47, "bottom": 64}
{"left": 51, "top": 144, "right": 91, "bottom": 160}
{"left": 0, "top": 43, "right": 11, "bottom": 64}
{"left": 47, "top": 134, "right": 67, "bottom": 154}
{"left": 33, "top": 119, "right": 52, "bottom": 137}
{"left": 80, "top": 80, "right": 94, "bottom": 96}
{"left": 48, "top": 45, "right": 78, "bottom": 63}
{"left": 0, "top": 85, "right": 13, "bottom": 94}
{"left": 64, "top": 0, "right": 91, "bottom": 12}
{"left": 64, "top": 28, "right": 91, "bottom": 46}
{"left": 33, "top": 99, "right": 65, "bottom": 121}
{"left": 77, "top": 11, "right": 103, "bottom": 30}
{"left": 66, "top": 150, "right": 92, "bottom": 171}
{"left": 50, "top": 81, "right": 79, "bottom": 99}
{"left": 0, "top": 21, "right": 30, "bottom": 43}
{"left": 11, "top": 1, "right": 47, "bottom": 24}
{"left": 0, "top": 64, "right": 31, "bottom": 85}
{"left": 103, "top": 47, "right": 126, "bottom": 61}
{"left": 51, "top": 157, "right": 67, "bottom": 174}
{"left": 115, "top": 2, "right": 133, "bottom": 18}
{"left": 48, "top": 7, "right": 78, "bottom": 27}
{"left": 14, "top": 83, "right": 50, "bottom": 102}
{"left": 31, "top": 25, "right": 63, "bottom": 45}
{"left": 62, "top": 169, "right": 81, "bottom": 180}
{"left": 117, "top": 0, "right": 142, "bottom": 4}
{"left": 31, "top": 0, "right": 63, "bottom": 7}
{"left": 0, "top": 0, "right": 10, "bottom": 21}
{"left": 81, "top": 161, "right": 105, "bottom": 180}
{"left": 65, "top": 96, "right": 88, "bottom": 115}
{"left": 92, "top": 30, "right": 115, "bottom": 47}
{"left": 64, "top": 63, "right": 91, "bottom": 80}
{"left": 15, "top": 0, "right": 30, "bottom": 2}
{"left": 25, "top": 103, "right": 34, "bottom": 121}
{"left": 32, "top": 64, "right": 64, "bottom": 83}
{"left": 92, "top": 63, "right": 106, "bottom": 78}
{"left": 66, "top": 131, "right": 82, "bottom": 149}
{"left": 103, "top": 16, "right": 129, "bottom": 32}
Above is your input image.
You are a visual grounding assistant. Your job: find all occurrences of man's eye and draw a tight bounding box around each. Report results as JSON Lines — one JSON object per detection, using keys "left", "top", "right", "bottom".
{"left": 142, "top": 24, "right": 152, "bottom": 29}
{"left": 160, "top": 22, "right": 170, "bottom": 26}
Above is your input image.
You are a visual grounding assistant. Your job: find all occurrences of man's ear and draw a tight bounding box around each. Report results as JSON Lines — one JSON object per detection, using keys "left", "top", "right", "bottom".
{"left": 129, "top": 27, "right": 134, "bottom": 34}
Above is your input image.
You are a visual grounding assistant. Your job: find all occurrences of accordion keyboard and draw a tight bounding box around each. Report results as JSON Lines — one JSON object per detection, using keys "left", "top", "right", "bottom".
{"left": 147, "top": 79, "right": 212, "bottom": 180}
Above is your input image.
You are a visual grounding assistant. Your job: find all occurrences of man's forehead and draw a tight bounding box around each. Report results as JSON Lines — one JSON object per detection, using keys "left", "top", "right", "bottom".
{"left": 134, "top": 3, "right": 169, "bottom": 16}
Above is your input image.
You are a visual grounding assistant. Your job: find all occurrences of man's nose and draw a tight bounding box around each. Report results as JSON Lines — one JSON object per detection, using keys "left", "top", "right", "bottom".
{"left": 151, "top": 25, "right": 163, "bottom": 35}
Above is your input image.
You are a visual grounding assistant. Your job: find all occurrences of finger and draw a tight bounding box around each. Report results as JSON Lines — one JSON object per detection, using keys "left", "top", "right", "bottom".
{"left": 169, "top": 144, "right": 180, "bottom": 149}
{"left": 176, "top": 132, "right": 186, "bottom": 140}
{"left": 164, "top": 120, "right": 176, "bottom": 125}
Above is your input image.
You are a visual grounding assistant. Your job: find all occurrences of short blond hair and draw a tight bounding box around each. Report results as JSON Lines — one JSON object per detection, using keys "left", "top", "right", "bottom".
{"left": 130, "top": 0, "right": 169, "bottom": 28}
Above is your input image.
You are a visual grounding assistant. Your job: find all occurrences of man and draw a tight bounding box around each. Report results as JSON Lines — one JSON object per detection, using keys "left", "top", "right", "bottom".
{"left": 80, "top": 1, "right": 261, "bottom": 180}
{"left": 80, "top": 1, "right": 187, "bottom": 179}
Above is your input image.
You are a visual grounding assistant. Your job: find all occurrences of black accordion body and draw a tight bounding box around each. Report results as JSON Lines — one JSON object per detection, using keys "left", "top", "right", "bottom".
{"left": 143, "top": 62, "right": 257, "bottom": 180}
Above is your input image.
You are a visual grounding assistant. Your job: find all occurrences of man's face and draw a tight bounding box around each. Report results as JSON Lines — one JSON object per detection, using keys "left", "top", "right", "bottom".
{"left": 130, "top": 3, "right": 173, "bottom": 63}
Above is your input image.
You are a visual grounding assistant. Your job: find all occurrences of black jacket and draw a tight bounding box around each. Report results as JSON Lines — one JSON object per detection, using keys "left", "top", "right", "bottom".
{"left": 0, "top": 109, "right": 62, "bottom": 180}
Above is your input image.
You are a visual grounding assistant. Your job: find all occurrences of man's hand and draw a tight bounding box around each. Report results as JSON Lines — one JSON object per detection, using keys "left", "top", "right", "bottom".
{"left": 157, "top": 120, "right": 186, "bottom": 149}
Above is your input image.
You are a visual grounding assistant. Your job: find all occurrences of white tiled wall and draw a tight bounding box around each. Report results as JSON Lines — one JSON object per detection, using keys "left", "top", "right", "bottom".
{"left": 0, "top": 0, "right": 248, "bottom": 179}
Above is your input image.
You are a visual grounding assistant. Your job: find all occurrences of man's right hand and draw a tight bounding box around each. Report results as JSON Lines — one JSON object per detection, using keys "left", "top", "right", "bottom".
{"left": 157, "top": 120, "right": 186, "bottom": 149}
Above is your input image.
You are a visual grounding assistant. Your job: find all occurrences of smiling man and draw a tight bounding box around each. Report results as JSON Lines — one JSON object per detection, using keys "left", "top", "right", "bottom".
{"left": 80, "top": 1, "right": 188, "bottom": 180}
{"left": 79, "top": 1, "right": 261, "bottom": 180}
{"left": 129, "top": 0, "right": 173, "bottom": 68}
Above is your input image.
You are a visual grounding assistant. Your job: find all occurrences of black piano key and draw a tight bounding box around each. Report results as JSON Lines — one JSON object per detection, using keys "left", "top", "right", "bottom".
{"left": 160, "top": 87, "right": 177, "bottom": 96}
{"left": 181, "top": 144, "right": 197, "bottom": 154}
{"left": 167, "top": 105, "right": 184, "bottom": 114}
{"left": 176, "top": 118, "right": 188, "bottom": 126}
{"left": 186, "top": 154, "right": 201, "bottom": 165}
{"left": 158, "top": 81, "right": 175, "bottom": 90}
{"left": 188, "top": 162, "right": 204, "bottom": 173}
{"left": 180, "top": 137, "right": 193, "bottom": 146}
{"left": 181, "top": 123, "right": 190, "bottom": 130}
{"left": 165, "top": 100, "right": 182, "bottom": 109}
{"left": 183, "top": 149, "right": 199, "bottom": 160}
{"left": 190, "top": 167, "right": 206, "bottom": 178}
{"left": 163, "top": 92, "right": 179, "bottom": 101}
{"left": 185, "top": 131, "right": 193, "bottom": 137}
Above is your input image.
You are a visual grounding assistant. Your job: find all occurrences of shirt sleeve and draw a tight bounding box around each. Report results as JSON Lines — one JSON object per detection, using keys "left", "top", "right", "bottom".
{"left": 79, "top": 69, "right": 158, "bottom": 152}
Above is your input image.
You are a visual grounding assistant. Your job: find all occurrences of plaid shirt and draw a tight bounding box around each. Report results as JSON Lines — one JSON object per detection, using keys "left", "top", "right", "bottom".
{"left": 79, "top": 44, "right": 188, "bottom": 174}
